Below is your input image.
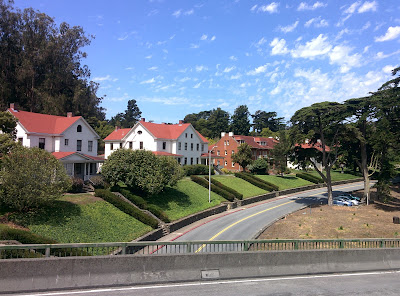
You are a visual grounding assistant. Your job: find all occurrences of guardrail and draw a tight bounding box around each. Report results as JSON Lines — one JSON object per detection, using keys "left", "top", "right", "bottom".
{"left": 2, "top": 238, "right": 400, "bottom": 259}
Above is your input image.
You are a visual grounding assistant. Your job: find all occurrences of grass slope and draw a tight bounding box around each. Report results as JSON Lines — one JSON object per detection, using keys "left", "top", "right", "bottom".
{"left": 9, "top": 194, "right": 152, "bottom": 243}
{"left": 255, "top": 175, "right": 313, "bottom": 190}
{"left": 145, "top": 178, "right": 226, "bottom": 221}
{"left": 213, "top": 175, "right": 267, "bottom": 198}
{"left": 306, "top": 170, "right": 360, "bottom": 182}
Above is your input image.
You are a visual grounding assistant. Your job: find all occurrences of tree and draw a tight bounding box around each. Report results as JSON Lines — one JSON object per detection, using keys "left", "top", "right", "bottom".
{"left": 291, "top": 102, "right": 346, "bottom": 205}
{"left": 0, "top": 1, "right": 105, "bottom": 120}
{"left": 272, "top": 130, "right": 291, "bottom": 175}
{"left": 184, "top": 108, "right": 230, "bottom": 139}
{"left": 0, "top": 111, "right": 18, "bottom": 157}
{"left": 101, "top": 149, "right": 183, "bottom": 196}
{"left": 110, "top": 99, "right": 142, "bottom": 128}
{"left": 231, "top": 105, "right": 251, "bottom": 135}
{"left": 251, "top": 110, "right": 285, "bottom": 134}
{"left": 232, "top": 143, "right": 253, "bottom": 171}
{"left": 248, "top": 157, "right": 269, "bottom": 175}
{"left": 0, "top": 146, "right": 71, "bottom": 211}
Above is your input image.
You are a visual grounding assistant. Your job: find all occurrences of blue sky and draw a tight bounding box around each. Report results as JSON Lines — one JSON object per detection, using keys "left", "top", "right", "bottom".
{"left": 13, "top": 0, "right": 400, "bottom": 123}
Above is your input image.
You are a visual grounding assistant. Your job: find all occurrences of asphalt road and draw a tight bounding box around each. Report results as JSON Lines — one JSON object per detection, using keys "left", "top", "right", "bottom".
{"left": 172, "top": 181, "right": 368, "bottom": 242}
{"left": 11, "top": 270, "right": 400, "bottom": 296}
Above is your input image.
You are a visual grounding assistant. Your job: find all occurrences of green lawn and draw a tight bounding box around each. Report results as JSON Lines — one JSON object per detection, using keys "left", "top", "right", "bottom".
{"left": 145, "top": 178, "right": 226, "bottom": 221}
{"left": 9, "top": 194, "right": 152, "bottom": 243}
{"left": 306, "top": 170, "right": 360, "bottom": 181}
{"left": 255, "top": 175, "right": 313, "bottom": 190}
{"left": 213, "top": 175, "right": 267, "bottom": 198}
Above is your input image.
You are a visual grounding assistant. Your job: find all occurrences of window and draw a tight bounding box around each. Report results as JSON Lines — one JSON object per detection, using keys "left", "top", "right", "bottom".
{"left": 196, "top": 143, "right": 199, "bottom": 151}
{"left": 77, "top": 125, "right": 82, "bottom": 132}
{"left": 119, "top": 143, "right": 122, "bottom": 148}
{"left": 185, "top": 143, "right": 187, "bottom": 150}
{"left": 201, "top": 144, "right": 204, "bottom": 152}
{"left": 110, "top": 143, "right": 114, "bottom": 150}
{"left": 217, "top": 150, "right": 220, "bottom": 156}
{"left": 140, "top": 142, "right": 143, "bottom": 149}
{"left": 224, "top": 140, "right": 226, "bottom": 146}
{"left": 190, "top": 157, "right": 193, "bottom": 165}
{"left": 227, "top": 140, "right": 230, "bottom": 145}
{"left": 77, "top": 140, "right": 82, "bottom": 151}
{"left": 191, "top": 134, "right": 193, "bottom": 138}
{"left": 184, "top": 157, "right": 187, "bottom": 165}
{"left": 225, "top": 161, "right": 228, "bottom": 166}
{"left": 225, "top": 150, "right": 227, "bottom": 155}
{"left": 88, "top": 141, "right": 93, "bottom": 152}
{"left": 18, "top": 138, "right": 23, "bottom": 145}
{"left": 64, "top": 139, "right": 69, "bottom": 146}
{"left": 163, "top": 142, "right": 166, "bottom": 150}
{"left": 232, "top": 162, "right": 235, "bottom": 167}
{"left": 137, "top": 130, "right": 142, "bottom": 134}
{"left": 191, "top": 143, "right": 193, "bottom": 151}
{"left": 129, "top": 141, "right": 133, "bottom": 149}
{"left": 232, "top": 150, "right": 235, "bottom": 155}
{"left": 177, "top": 158, "right": 181, "bottom": 164}
{"left": 185, "top": 133, "right": 187, "bottom": 138}
{"left": 196, "top": 157, "right": 199, "bottom": 164}
{"left": 217, "top": 160, "right": 220, "bottom": 165}
{"left": 178, "top": 142, "right": 181, "bottom": 150}
{"left": 39, "top": 138, "right": 45, "bottom": 149}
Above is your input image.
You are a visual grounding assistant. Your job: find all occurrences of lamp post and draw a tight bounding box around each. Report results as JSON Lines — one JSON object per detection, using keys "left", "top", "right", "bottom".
{"left": 208, "top": 145, "right": 217, "bottom": 203}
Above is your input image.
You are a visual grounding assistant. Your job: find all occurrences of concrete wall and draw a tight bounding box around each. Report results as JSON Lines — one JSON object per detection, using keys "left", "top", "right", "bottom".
{"left": 1, "top": 248, "right": 400, "bottom": 293}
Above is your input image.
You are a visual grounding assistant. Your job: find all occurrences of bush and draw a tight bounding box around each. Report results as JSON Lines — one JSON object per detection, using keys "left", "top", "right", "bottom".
{"left": 221, "top": 168, "right": 233, "bottom": 174}
{"left": 69, "top": 177, "right": 84, "bottom": 193}
{"left": 204, "top": 176, "right": 243, "bottom": 200}
{"left": 183, "top": 164, "right": 214, "bottom": 176}
{"left": 242, "top": 172, "right": 280, "bottom": 191}
{"left": 94, "top": 189, "right": 158, "bottom": 228}
{"left": 248, "top": 158, "right": 269, "bottom": 175}
{"left": 89, "top": 175, "right": 109, "bottom": 189}
{"left": 0, "top": 226, "right": 57, "bottom": 244}
{"left": 190, "top": 175, "right": 235, "bottom": 202}
{"left": 296, "top": 172, "right": 323, "bottom": 184}
{"left": 234, "top": 172, "right": 275, "bottom": 191}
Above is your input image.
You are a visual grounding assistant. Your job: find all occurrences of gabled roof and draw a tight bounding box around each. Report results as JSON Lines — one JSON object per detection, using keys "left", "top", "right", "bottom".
{"left": 52, "top": 152, "right": 104, "bottom": 162}
{"left": 297, "top": 142, "right": 331, "bottom": 152}
{"left": 232, "top": 135, "right": 277, "bottom": 150}
{"left": 104, "top": 121, "right": 209, "bottom": 143}
{"left": 152, "top": 151, "right": 183, "bottom": 157}
{"left": 8, "top": 108, "right": 82, "bottom": 134}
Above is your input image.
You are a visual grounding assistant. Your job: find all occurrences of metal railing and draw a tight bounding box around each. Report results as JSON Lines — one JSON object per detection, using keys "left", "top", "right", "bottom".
{"left": 1, "top": 238, "right": 400, "bottom": 259}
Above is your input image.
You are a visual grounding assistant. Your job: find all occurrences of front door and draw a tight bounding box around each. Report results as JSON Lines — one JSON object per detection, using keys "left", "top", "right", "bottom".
{"left": 74, "top": 163, "right": 84, "bottom": 180}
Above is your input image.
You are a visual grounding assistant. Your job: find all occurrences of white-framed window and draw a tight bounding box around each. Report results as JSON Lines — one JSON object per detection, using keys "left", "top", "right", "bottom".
{"left": 39, "top": 138, "right": 45, "bottom": 149}
{"left": 196, "top": 157, "right": 199, "bottom": 164}
{"left": 225, "top": 150, "right": 227, "bottom": 155}
{"left": 185, "top": 143, "right": 187, "bottom": 150}
{"left": 191, "top": 134, "right": 193, "bottom": 138}
{"left": 77, "top": 140, "right": 82, "bottom": 151}
{"left": 64, "top": 139, "right": 69, "bottom": 146}
{"left": 191, "top": 143, "right": 193, "bottom": 151}
{"left": 190, "top": 157, "right": 193, "bottom": 165}
{"left": 88, "top": 141, "right": 93, "bottom": 152}
{"left": 201, "top": 144, "right": 204, "bottom": 152}
{"left": 77, "top": 125, "right": 82, "bottom": 132}
{"left": 110, "top": 143, "right": 114, "bottom": 150}
{"left": 129, "top": 141, "right": 133, "bottom": 149}
{"left": 178, "top": 142, "right": 181, "bottom": 150}
{"left": 163, "top": 142, "right": 166, "bottom": 150}
{"left": 217, "top": 150, "right": 220, "bottom": 156}
{"left": 225, "top": 161, "right": 227, "bottom": 166}
{"left": 140, "top": 142, "right": 143, "bottom": 149}
{"left": 227, "top": 140, "right": 230, "bottom": 145}
{"left": 196, "top": 143, "right": 199, "bottom": 151}
{"left": 232, "top": 150, "right": 234, "bottom": 155}
{"left": 232, "top": 162, "right": 235, "bottom": 167}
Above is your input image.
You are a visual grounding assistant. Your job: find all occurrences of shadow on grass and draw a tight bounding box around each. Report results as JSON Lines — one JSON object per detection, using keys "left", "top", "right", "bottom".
{"left": 10, "top": 200, "right": 81, "bottom": 227}
{"left": 275, "top": 175, "right": 298, "bottom": 180}
{"left": 145, "top": 187, "right": 191, "bottom": 210}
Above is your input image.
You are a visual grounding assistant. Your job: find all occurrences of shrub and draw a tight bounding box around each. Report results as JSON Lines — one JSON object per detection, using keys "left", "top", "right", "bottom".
{"left": 242, "top": 172, "right": 280, "bottom": 191}
{"left": 0, "top": 226, "right": 57, "bottom": 244}
{"left": 183, "top": 164, "right": 214, "bottom": 176}
{"left": 204, "top": 176, "right": 243, "bottom": 200}
{"left": 94, "top": 189, "right": 158, "bottom": 228}
{"left": 89, "top": 175, "right": 109, "bottom": 189}
{"left": 296, "top": 172, "right": 323, "bottom": 184}
{"left": 221, "top": 168, "right": 233, "bottom": 174}
{"left": 147, "top": 204, "right": 170, "bottom": 223}
{"left": 234, "top": 172, "right": 275, "bottom": 191}
{"left": 69, "top": 177, "right": 84, "bottom": 193}
{"left": 190, "top": 175, "right": 235, "bottom": 202}
{"left": 248, "top": 158, "right": 269, "bottom": 175}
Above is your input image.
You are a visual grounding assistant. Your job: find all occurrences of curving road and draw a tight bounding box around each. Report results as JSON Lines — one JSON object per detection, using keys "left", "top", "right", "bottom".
{"left": 169, "top": 181, "right": 369, "bottom": 243}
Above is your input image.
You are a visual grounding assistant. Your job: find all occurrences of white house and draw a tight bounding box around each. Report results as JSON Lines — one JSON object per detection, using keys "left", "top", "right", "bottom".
{"left": 7, "top": 103, "right": 103, "bottom": 180}
{"left": 104, "top": 118, "right": 209, "bottom": 165}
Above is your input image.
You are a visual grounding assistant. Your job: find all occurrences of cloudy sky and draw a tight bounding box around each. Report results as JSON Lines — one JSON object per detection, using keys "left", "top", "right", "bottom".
{"left": 13, "top": 0, "right": 400, "bottom": 123}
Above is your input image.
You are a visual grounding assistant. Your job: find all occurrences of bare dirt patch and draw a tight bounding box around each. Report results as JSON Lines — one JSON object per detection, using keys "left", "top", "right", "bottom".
{"left": 258, "top": 185, "right": 400, "bottom": 240}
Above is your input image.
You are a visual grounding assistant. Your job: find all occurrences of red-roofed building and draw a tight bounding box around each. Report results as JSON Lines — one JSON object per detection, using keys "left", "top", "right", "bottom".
{"left": 211, "top": 132, "right": 278, "bottom": 171}
{"left": 7, "top": 104, "right": 103, "bottom": 180}
{"left": 104, "top": 118, "right": 209, "bottom": 165}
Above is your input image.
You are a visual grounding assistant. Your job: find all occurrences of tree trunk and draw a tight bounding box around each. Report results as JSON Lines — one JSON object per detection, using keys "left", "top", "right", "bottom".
{"left": 326, "top": 167, "right": 333, "bottom": 206}
{"left": 360, "top": 140, "right": 370, "bottom": 204}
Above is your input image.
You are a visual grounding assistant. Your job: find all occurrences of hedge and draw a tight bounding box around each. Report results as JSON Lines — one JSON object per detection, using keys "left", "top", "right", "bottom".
{"left": 296, "top": 172, "right": 324, "bottom": 184}
{"left": 117, "top": 188, "right": 170, "bottom": 223}
{"left": 190, "top": 175, "right": 235, "bottom": 202}
{"left": 94, "top": 189, "right": 159, "bottom": 228}
{"left": 183, "top": 164, "right": 214, "bottom": 176}
{"left": 204, "top": 176, "right": 243, "bottom": 200}
{"left": 242, "top": 172, "right": 280, "bottom": 191}
{"left": 234, "top": 172, "right": 275, "bottom": 192}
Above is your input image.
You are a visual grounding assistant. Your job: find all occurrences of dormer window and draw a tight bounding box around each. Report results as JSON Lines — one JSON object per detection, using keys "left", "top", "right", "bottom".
{"left": 77, "top": 125, "right": 82, "bottom": 132}
{"left": 138, "top": 130, "right": 142, "bottom": 135}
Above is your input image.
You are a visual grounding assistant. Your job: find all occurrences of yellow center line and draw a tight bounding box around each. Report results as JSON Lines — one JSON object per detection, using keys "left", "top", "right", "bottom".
{"left": 194, "top": 182, "right": 363, "bottom": 253}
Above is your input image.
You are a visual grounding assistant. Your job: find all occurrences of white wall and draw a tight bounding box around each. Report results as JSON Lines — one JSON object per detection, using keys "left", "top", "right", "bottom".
{"left": 62, "top": 119, "right": 98, "bottom": 156}
{"left": 176, "top": 126, "right": 205, "bottom": 165}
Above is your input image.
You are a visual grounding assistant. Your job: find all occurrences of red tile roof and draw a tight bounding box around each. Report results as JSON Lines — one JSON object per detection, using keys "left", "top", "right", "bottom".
{"left": 8, "top": 108, "right": 81, "bottom": 134}
{"left": 297, "top": 142, "right": 331, "bottom": 152}
{"left": 104, "top": 128, "right": 131, "bottom": 141}
{"left": 152, "top": 151, "right": 183, "bottom": 157}
{"left": 232, "top": 135, "right": 277, "bottom": 150}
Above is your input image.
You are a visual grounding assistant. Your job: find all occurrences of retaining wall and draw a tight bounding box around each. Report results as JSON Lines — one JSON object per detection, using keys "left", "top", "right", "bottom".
{"left": 0, "top": 248, "right": 398, "bottom": 293}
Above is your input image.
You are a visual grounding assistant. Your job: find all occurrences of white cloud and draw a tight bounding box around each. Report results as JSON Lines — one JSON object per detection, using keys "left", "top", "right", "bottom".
{"left": 328, "top": 45, "right": 362, "bottom": 73}
{"left": 211, "top": 36, "right": 216, "bottom": 41}
{"left": 305, "top": 16, "right": 328, "bottom": 28}
{"left": 382, "top": 65, "right": 396, "bottom": 74}
{"left": 178, "top": 77, "right": 191, "bottom": 82}
{"left": 358, "top": 1, "right": 377, "bottom": 13}
{"left": 250, "top": 4, "right": 258, "bottom": 12}
{"left": 376, "top": 49, "right": 400, "bottom": 60}
{"left": 140, "top": 77, "right": 155, "bottom": 84}
{"left": 297, "top": 2, "right": 327, "bottom": 11}
{"left": 195, "top": 65, "right": 208, "bottom": 72}
{"left": 148, "top": 66, "right": 158, "bottom": 71}
{"left": 223, "top": 66, "right": 236, "bottom": 73}
{"left": 344, "top": 1, "right": 360, "bottom": 14}
{"left": 190, "top": 43, "right": 200, "bottom": 49}
{"left": 270, "top": 38, "right": 289, "bottom": 55}
{"left": 279, "top": 21, "right": 299, "bottom": 33}
{"left": 93, "top": 75, "right": 118, "bottom": 82}
{"left": 172, "top": 9, "right": 194, "bottom": 17}
{"left": 139, "top": 97, "right": 190, "bottom": 105}
{"left": 229, "top": 55, "right": 238, "bottom": 61}
{"left": 145, "top": 55, "right": 152, "bottom": 59}
{"left": 107, "top": 93, "right": 130, "bottom": 102}
{"left": 257, "top": 2, "right": 279, "bottom": 13}
{"left": 200, "top": 34, "right": 208, "bottom": 41}
{"left": 247, "top": 64, "right": 269, "bottom": 75}
{"left": 291, "top": 34, "right": 332, "bottom": 59}
{"left": 375, "top": 26, "right": 400, "bottom": 42}
{"left": 230, "top": 73, "right": 242, "bottom": 80}
{"left": 193, "top": 82, "right": 201, "bottom": 88}
{"left": 270, "top": 85, "right": 282, "bottom": 95}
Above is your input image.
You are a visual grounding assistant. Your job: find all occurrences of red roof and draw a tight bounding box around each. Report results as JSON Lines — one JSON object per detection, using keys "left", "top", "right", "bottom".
{"left": 297, "top": 142, "right": 331, "bottom": 152}
{"left": 52, "top": 152, "right": 104, "bottom": 161}
{"left": 232, "top": 135, "right": 277, "bottom": 150}
{"left": 8, "top": 108, "right": 81, "bottom": 134}
{"left": 152, "top": 151, "right": 183, "bottom": 157}
{"left": 104, "top": 128, "right": 131, "bottom": 141}
{"left": 105, "top": 121, "right": 208, "bottom": 143}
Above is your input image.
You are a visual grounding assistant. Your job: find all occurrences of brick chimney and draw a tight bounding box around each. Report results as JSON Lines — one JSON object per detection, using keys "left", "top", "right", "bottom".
{"left": 67, "top": 112, "right": 73, "bottom": 118}
{"left": 140, "top": 118, "right": 145, "bottom": 122}
{"left": 115, "top": 126, "right": 120, "bottom": 131}
{"left": 179, "top": 120, "right": 184, "bottom": 124}
{"left": 10, "top": 103, "right": 15, "bottom": 110}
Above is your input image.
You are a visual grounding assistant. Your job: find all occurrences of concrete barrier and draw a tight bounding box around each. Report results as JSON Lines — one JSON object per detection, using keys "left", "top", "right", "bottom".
{"left": 1, "top": 248, "right": 399, "bottom": 293}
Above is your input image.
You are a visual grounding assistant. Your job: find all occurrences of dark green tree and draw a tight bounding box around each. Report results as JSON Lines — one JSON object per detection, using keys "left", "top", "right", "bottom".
{"left": 0, "top": 111, "right": 18, "bottom": 157}
{"left": 232, "top": 143, "right": 253, "bottom": 171}
{"left": 248, "top": 157, "right": 269, "bottom": 175}
{"left": 231, "top": 105, "right": 251, "bottom": 135}
{"left": 251, "top": 110, "right": 285, "bottom": 134}
{"left": 272, "top": 130, "right": 291, "bottom": 175}
{"left": 110, "top": 99, "right": 141, "bottom": 128}
{"left": 208, "top": 108, "right": 230, "bottom": 138}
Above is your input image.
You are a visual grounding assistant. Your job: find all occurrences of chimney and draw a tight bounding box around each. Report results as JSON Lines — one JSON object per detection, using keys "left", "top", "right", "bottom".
{"left": 140, "top": 118, "right": 145, "bottom": 122}
{"left": 221, "top": 132, "right": 226, "bottom": 137}
{"left": 115, "top": 126, "right": 120, "bottom": 131}
{"left": 67, "top": 112, "right": 73, "bottom": 118}
{"left": 10, "top": 103, "right": 15, "bottom": 110}
{"left": 228, "top": 132, "right": 234, "bottom": 137}
{"left": 179, "top": 120, "right": 184, "bottom": 124}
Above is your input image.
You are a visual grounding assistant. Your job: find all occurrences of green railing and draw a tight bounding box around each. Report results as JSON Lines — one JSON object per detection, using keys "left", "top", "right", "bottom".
{"left": 1, "top": 238, "right": 400, "bottom": 259}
